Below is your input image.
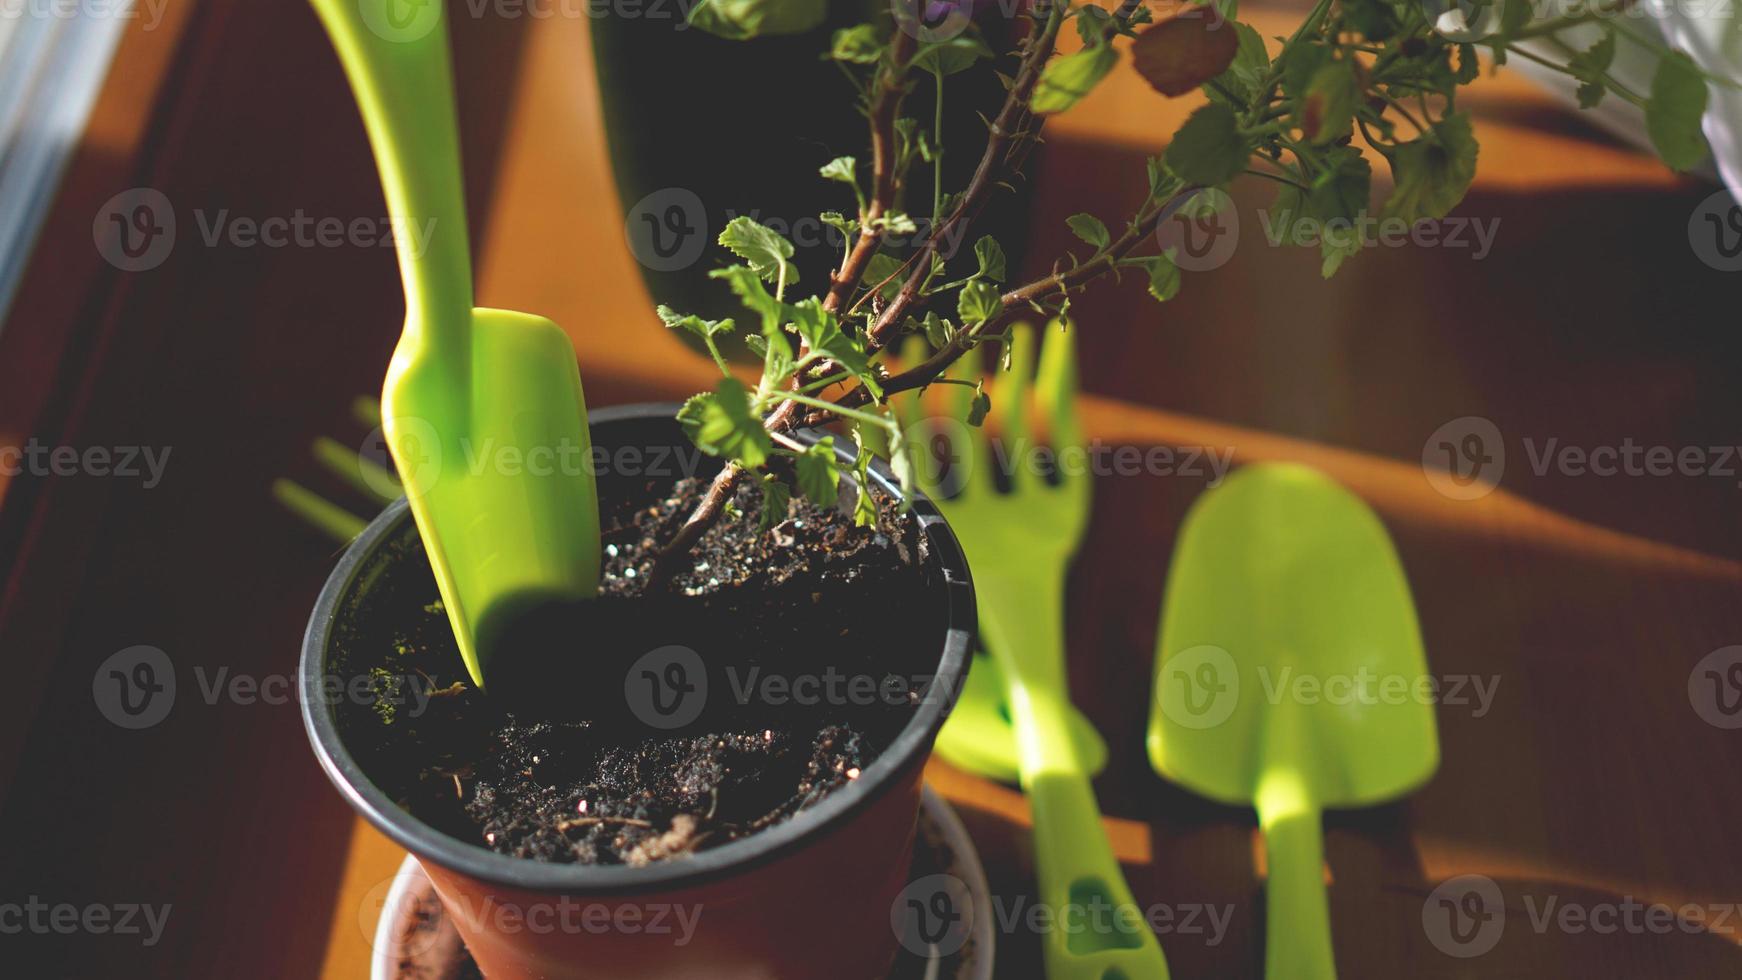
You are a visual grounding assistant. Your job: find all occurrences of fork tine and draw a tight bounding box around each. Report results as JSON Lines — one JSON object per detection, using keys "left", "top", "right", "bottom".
{"left": 887, "top": 336, "right": 935, "bottom": 492}
{"left": 998, "top": 323, "right": 1036, "bottom": 489}
{"left": 1036, "top": 317, "right": 1086, "bottom": 470}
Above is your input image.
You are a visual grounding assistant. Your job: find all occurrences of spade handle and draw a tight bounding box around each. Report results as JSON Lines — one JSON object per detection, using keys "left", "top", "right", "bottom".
{"left": 1257, "top": 784, "right": 1337, "bottom": 980}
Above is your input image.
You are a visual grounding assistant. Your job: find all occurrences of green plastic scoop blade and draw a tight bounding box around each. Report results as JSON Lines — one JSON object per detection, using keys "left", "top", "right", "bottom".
{"left": 311, "top": 0, "right": 600, "bottom": 688}
{"left": 935, "top": 649, "right": 1109, "bottom": 783}
{"left": 1147, "top": 463, "right": 1438, "bottom": 980}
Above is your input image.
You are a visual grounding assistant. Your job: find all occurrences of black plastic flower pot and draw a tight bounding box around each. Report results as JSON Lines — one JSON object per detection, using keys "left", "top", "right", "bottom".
{"left": 301, "top": 403, "right": 975, "bottom": 978}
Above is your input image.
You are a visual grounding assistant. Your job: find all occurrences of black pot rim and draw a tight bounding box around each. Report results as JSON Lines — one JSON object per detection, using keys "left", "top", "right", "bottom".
{"left": 300, "top": 403, "right": 975, "bottom": 896}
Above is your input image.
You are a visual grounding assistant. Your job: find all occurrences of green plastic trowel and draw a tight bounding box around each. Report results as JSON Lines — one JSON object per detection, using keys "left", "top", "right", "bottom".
{"left": 311, "top": 0, "right": 600, "bottom": 687}
{"left": 1148, "top": 463, "right": 1439, "bottom": 979}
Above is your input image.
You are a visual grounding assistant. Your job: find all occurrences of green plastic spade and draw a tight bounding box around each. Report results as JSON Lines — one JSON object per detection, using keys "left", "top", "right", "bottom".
{"left": 311, "top": 0, "right": 600, "bottom": 687}
{"left": 1147, "top": 463, "right": 1439, "bottom": 980}
{"left": 936, "top": 647, "right": 1109, "bottom": 783}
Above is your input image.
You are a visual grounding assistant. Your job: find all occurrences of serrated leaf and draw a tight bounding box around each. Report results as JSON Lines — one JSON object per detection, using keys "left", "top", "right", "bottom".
{"left": 718, "top": 216, "right": 797, "bottom": 286}
{"left": 819, "top": 156, "right": 857, "bottom": 186}
{"left": 1568, "top": 33, "right": 1615, "bottom": 109}
{"left": 1066, "top": 213, "right": 1111, "bottom": 250}
{"left": 913, "top": 34, "right": 993, "bottom": 76}
{"left": 864, "top": 252, "right": 906, "bottom": 301}
{"left": 820, "top": 210, "right": 857, "bottom": 238}
{"left": 677, "top": 377, "right": 771, "bottom": 469}
{"left": 789, "top": 297, "right": 881, "bottom": 397}
{"left": 687, "top": 0, "right": 825, "bottom": 39}
{"left": 973, "top": 235, "right": 1007, "bottom": 282}
{"left": 957, "top": 279, "right": 1003, "bottom": 326}
{"left": 1647, "top": 51, "right": 1708, "bottom": 171}
{"left": 1076, "top": 4, "right": 1113, "bottom": 46}
{"left": 656, "top": 305, "right": 734, "bottom": 340}
{"left": 828, "top": 23, "right": 882, "bottom": 63}
{"left": 795, "top": 437, "right": 841, "bottom": 508}
{"left": 1209, "top": 21, "right": 1269, "bottom": 105}
{"left": 1128, "top": 250, "right": 1184, "bottom": 301}
{"left": 873, "top": 211, "right": 919, "bottom": 235}
{"left": 758, "top": 474, "right": 792, "bottom": 531}
{"left": 1131, "top": 11, "right": 1240, "bottom": 97}
{"left": 710, "top": 264, "right": 782, "bottom": 331}
{"left": 1032, "top": 43, "right": 1119, "bottom": 114}
{"left": 1380, "top": 112, "right": 1478, "bottom": 223}
{"left": 1165, "top": 102, "right": 1250, "bottom": 185}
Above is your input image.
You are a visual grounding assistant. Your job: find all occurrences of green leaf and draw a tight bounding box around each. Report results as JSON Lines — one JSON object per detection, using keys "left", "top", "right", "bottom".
{"left": 758, "top": 474, "right": 792, "bottom": 531}
{"left": 914, "top": 34, "right": 993, "bottom": 76}
{"left": 1066, "top": 213, "right": 1111, "bottom": 250}
{"left": 966, "top": 385, "right": 991, "bottom": 426}
{"left": 718, "top": 216, "right": 797, "bottom": 286}
{"left": 973, "top": 235, "right": 1007, "bottom": 282}
{"left": 851, "top": 449, "right": 879, "bottom": 527}
{"left": 1380, "top": 112, "right": 1478, "bottom": 223}
{"left": 1300, "top": 59, "right": 1358, "bottom": 145}
{"left": 795, "top": 437, "right": 841, "bottom": 508}
{"left": 872, "top": 210, "right": 919, "bottom": 235}
{"left": 886, "top": 421, "right": 915, "bottom": 504}
{"left": 820, "top": 211, "right": 857, "bottom": 238}
{"left": 1568, "top": 33, "right": 1616, "bottom": 109}
{"left": 788, "top": 297, "right": 881, "bottom": 397}
{"left": 1646, "top": 51, "right": 1708, "bottom": 171}
{"left": 656, "top": 305, "right": 734, "bottom": 340}
{"left": 1031, "top": 43, "right": 1119, "bottom": 114}
{"left": 1279, "top": 41, "right": 1332, "bottom": 103}
{"left": 1165, "top": 102, "right": 1250, "bottom": 186}
{"left": 687, "top": 0, "right": 826, "bottom": 40}
{"left": 864, "top": 252, "right": 906, "bottom": 300}
{"left": 1319, "top": 222, "right": 1362, "bottom": 278}
{"left": 1210, "top": 21, "right": 1270, "bottom": 104}
{"left": 1307, "top": 146, "right": 1371, "bottom": 223}
{"left": 758, "top": 322, "right": 795, "bottom": 389}
{"left": 828, "top": 24, "right": 883, "bottom": 63}
{"left": 957, "top": 279, "right": 1003, "bottom": 326}
{"left": 677, "top": 377, "right": 771, "bottom": 469}
{"left": 1454, "top": 43, "right": 1481, "bottom": 84}
{"left": 819, "top": 156, "right": 858, "bottom": 187}
{"left": 922, "top": 311, "right": 953, "bottom": 348}
{"left": 1076, "top": 4, "right": 1113, "bottom": 46}
{"left": 710, "top": 265, "right": 782, "bottom": 330}
{"left": 1127, "top": 251, "right": 1180, "bottom": 302}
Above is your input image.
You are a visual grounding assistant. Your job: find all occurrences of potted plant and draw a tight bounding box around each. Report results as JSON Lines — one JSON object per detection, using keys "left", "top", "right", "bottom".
{"left": 303, "top": 0, "right": 1728, "bottom": 977}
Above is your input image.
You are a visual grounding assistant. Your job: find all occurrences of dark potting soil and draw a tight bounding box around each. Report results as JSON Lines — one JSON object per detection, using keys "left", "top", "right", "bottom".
{"left": 329, "top": 470, "right": 947, "bottom": 866}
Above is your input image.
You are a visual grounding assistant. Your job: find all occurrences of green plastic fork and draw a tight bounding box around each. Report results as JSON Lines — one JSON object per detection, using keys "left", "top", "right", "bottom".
{"left": 897, "top": 323, "right": 1169, "bottom": 980}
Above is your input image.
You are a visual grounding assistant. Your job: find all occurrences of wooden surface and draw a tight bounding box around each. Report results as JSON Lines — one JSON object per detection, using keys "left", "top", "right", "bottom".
{"left": 1, "top": 2, "right": 1738, "bottom": 977}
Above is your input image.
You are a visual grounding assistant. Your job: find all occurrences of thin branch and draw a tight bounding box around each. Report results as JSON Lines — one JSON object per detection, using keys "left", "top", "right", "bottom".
{"left": 864, "top": 3, "right": 1067, "bottom": 351}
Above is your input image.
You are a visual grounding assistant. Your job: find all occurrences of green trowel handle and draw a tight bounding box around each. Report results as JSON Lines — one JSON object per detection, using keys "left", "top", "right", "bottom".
{"left": 308, "top": 0, "right": 472, "bottom": 364}
{"left": 1257, "top": 791, "right": 1337, "bottom": 980}
{"left": 1012, "top": 689, "right": 1170, "bottom": 979}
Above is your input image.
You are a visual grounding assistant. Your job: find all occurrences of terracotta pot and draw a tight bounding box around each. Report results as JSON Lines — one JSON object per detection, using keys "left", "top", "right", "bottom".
{"left": 301, "top": 404, "right": 976, "bottom": 978}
